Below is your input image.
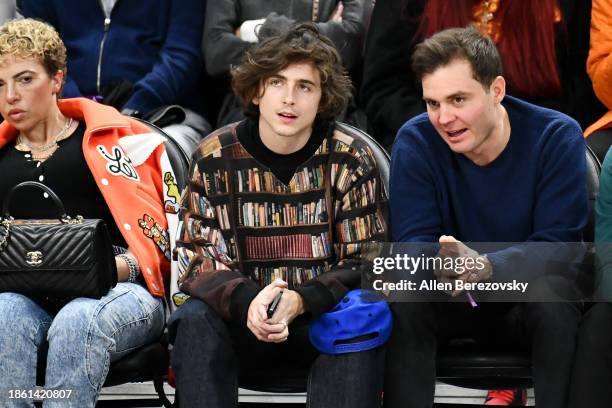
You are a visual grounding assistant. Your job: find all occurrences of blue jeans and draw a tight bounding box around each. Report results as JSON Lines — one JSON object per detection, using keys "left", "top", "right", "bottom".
{"left": 168, "top": 298, "right": 385, "bottom": 408}
{"left": 0, "top": 283, "right": 165, "bottom": 408}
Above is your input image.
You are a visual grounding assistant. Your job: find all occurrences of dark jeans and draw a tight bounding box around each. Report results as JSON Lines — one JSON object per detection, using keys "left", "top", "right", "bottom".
{"left": 569, "top": 302, "right": 612, "bottom": 408}
{"left": 168, "top": 298, "right": 385, "bottom": 408}
{"left": 384, "top": 299, "right": 581, "bottom": 408}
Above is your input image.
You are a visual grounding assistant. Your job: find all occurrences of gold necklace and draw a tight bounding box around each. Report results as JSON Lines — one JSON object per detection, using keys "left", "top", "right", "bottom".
{"left": 15, "top": 118, "right": 73, "bottom": 159}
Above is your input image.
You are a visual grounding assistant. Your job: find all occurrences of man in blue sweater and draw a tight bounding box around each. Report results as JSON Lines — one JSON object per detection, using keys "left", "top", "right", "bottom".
{"left": 385, "top": 27, "right": 587, "bottom": 408}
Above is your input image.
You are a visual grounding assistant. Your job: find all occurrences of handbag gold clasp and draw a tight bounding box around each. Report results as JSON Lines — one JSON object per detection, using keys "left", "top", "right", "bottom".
{"left": 26, "top": 251, "right": 43, "bottom": 266}
{"left": 60, "top": 215, "right": 84, "bottom": 224}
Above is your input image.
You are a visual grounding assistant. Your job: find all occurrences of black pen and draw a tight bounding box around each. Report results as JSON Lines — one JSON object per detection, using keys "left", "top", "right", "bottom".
{"left": 267, "top": 290, "right": 284, "bottom": 319}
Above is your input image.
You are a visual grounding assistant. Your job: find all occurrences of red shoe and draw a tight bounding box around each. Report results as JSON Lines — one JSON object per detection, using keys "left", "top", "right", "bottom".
{"left": 484, "top": 389, "right": 527, "bottom": 406}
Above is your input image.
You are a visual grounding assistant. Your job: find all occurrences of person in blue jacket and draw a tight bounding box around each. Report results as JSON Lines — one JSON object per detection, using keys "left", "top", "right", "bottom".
{"left": 18, "top": 0, "right": 210, "bottom": 140}
{"left": 385, "top": 27, "right": 586, "bottom": 408}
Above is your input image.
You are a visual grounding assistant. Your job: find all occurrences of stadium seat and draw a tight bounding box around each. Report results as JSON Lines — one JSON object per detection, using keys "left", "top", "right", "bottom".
{"left": 96, "top": 118, "right": 195, "bottom": 408}
{"left": 32, "top": 118, "right": 195, "bottom": 408}
{"left": 238, "top": 122, "right": 391, "bottom": 395}
{"left": 434, "top": 145, "right": 601, "bottom": 400}
{"left": 586, "top": 127, "right": 612, "bottom": 165}
{"left": 238, "top": 145, "right": 600, "bottom": 405}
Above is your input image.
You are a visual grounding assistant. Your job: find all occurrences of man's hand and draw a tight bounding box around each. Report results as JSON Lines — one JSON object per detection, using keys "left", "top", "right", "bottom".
{"left": 235, "top": 18, "right": 266, "bottom": 42}
{"left": 268, "top": 290, "right": 306, "bottom": 325}
{"left": 247, "top": 279, "right": 288, "bottom": 342}
{"left": 330, "top": 2, "right": 344, "bottom": 22}
{"left": 435, "top": 235, "right": 493, "bottom": 296}
{"left": 261, "top": 289, "right": 307, "bottom": 342}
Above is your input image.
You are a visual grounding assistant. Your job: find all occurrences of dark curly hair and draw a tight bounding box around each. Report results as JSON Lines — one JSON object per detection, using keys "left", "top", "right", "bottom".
{"left": 231, "top": 22, "right": 352, "bottom": 121}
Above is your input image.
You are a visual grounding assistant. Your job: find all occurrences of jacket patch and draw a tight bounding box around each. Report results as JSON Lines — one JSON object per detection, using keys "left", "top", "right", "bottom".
{"left": 163, "top": 172, "right": 181, "bottom": 214}
{"left": 138, "top": 214, "right": 171, "bottom": 260}
{"left": 172, "top": 292, "right": 190, "bottom": 307}
{"left": 118, "top": 133, "right": 166, "bottom": 166}
{"left": 97, "top": 145, "right": 140, "bottom": 181}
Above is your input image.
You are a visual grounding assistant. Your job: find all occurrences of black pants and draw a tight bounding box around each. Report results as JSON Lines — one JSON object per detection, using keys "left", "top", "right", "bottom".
{"left": 168, "top": 298, "right": 385, "bottom": 408}
{"left": 569, "top": 302, "right": 612, "bottom": 408}
{"left": 384, "top": 299, "right": 581, "bottom": 408}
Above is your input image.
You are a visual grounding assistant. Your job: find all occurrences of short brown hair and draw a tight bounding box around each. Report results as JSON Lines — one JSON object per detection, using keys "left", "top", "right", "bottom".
{"left": 0, "top": 18, "right": 67, "bottom": 80}
{"left": 411, "top": 26, "right": 502, "bottom": 89}
{"left": 232, "top": 22, "right": 352, "bottom": 121}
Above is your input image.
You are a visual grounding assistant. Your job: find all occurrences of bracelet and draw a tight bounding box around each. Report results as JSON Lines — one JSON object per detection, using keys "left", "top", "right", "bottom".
{"left": 117, "top": 253, "right": 140, "bottom": 283}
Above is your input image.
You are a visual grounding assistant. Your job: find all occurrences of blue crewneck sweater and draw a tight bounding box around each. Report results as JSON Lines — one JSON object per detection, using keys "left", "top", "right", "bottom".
{"left": 390, "top": 96, "right": 587, "bottom": 283}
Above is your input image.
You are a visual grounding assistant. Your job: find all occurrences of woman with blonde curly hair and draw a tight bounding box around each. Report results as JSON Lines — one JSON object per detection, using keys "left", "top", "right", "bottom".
{"left": 0, "top": 18, "right": 179, "bottom": 407}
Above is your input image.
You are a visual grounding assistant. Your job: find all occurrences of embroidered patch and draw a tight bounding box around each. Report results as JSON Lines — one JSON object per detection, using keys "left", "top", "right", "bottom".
{"left": 97, "top": 145, "right": 139, "bottom": 181}
{"left": 163, "top": 172, "right": 181, "bottom": 214}
{"left": 172, "top": 292, "right": 190, "bottom": 307}
{"left": 138, "top": 214, "right": 171, "bottom": 260}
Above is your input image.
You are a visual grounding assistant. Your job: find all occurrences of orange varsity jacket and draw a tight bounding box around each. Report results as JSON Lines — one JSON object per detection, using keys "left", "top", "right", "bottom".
{"left": 0, "top": 98, "right": 180, "bottom": 297}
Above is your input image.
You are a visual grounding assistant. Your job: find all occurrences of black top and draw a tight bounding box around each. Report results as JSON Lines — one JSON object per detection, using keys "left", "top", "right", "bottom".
{"left": 235, "top": 117, "right": 330, "bottom": 185}
{"left": 0, "top": 121, "right": 126, "bottom": 247}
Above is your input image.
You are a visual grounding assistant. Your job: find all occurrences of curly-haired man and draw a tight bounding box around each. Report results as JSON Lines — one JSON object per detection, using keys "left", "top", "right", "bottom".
{"left": 168, "top": 23, "right": 389, "bottom": 408}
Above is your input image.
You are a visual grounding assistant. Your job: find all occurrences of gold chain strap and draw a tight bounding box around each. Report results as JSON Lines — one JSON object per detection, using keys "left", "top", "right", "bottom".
{"left": 0, "top": 215, "right": 83, "bottom": 252}
{"left": 0, "top": 218, "right": 12, "bottom": 251}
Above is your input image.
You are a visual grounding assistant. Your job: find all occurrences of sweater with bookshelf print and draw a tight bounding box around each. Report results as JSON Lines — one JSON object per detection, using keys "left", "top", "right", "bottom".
{"left": 172, "top": 120, "right": 388, "bottom": 325}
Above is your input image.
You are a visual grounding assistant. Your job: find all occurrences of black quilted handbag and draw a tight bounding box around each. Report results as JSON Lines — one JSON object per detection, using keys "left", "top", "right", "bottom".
{"left": 0, "top": 181, "right": 117, "bottom": 300}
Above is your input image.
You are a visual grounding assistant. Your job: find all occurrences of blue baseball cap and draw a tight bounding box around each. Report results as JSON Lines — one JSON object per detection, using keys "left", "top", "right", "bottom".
{"left": 309, "top": 290, "right": 393, "bottom": 354}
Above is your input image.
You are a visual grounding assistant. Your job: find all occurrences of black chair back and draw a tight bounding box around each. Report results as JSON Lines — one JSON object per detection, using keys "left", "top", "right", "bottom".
{"left": 102, "top": 118, "right": 195, "bottom": 407}
{"left": 586, "top": 127, "right": 612, "bottom": 165}
{"left": 436, "top": 146, "right": 602, "bottom": 390}
{"left": 134, "top": 118, "right": 191, "bottom": 191}
{"left": 585, "top": 145, "right": 602, "bottom": 242}
{"left": 335, "top": 122, "right": 391, "bottom": 188}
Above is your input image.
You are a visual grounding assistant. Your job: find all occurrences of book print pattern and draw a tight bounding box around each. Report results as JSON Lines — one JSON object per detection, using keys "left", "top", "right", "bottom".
{"left": 174, "top": 124, "right": 388, "bottom": 298}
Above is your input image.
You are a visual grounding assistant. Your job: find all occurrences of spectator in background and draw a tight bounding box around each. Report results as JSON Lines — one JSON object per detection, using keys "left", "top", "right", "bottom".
{"left": 361, "top": 0, "right": 605, "bottom": 151}
{"left": 19, "top": 0, "right": 210, "bottom": 148}
{"left": 583, "top": 0, "right": 612, "bottom": 162}
{"left": 0, "top": 1, "right": 15, "bottom": 24}
{"left": 204, "top": 0, "right": 368, "bottom": 126}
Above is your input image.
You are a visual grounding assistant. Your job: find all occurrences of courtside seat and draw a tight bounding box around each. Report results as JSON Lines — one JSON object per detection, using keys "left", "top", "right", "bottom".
{"left": 586, "top": 127, "right": 612, "bottom": 165}
{"left": 434, "top": 146, "right": 601, "bottom": 399}
{"left": 101, "top": 131, "right": 599, "bottom": 406}
{"left": 37, "top": 119, "right": 197, "bottom": 408}
{"left": 97, "top": 118, "right": 196, "bottom": 407}
{"left": 34, "top": 119, "right": 194, "bottom": 408}
{"left": 235, "top": 123, "right": 391, "bottom": 397}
